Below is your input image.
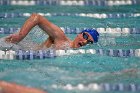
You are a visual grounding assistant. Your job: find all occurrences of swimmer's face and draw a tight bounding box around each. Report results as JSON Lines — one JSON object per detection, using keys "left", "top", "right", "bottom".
{"left": 73, "top": 32, "right": 94, "bottom": 48}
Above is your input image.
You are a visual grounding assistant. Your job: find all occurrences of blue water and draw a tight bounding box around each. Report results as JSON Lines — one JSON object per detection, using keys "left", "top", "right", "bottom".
{"left": 0, "top": 5, "right": 140, "bottom": 93}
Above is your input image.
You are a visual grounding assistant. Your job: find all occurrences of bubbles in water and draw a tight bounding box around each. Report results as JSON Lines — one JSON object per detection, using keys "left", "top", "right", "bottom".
{"left": 98, "top": 36, "right": 116, "bottom": 46}
{"left": 26, "top": 26, "right": 48, "bottom": 43}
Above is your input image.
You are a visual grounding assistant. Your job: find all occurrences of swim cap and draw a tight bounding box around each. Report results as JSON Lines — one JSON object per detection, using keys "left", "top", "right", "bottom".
{"left": 82, "top": 29, "right": 99, "bottom": 43}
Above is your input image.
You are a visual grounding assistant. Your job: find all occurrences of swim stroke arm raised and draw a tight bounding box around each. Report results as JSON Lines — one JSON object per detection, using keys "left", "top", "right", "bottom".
{"left": 5, "top": 13, "right": 64, "bottom": 43}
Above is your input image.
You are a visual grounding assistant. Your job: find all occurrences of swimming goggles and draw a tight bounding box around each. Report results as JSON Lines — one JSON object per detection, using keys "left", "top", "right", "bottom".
{"left": 82, "top": 32, "right": 93, "bottom": 44}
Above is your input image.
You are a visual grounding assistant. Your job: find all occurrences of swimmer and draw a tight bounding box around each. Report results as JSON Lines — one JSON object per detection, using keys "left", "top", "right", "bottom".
{"left": 0, "top": 81, "right": 46, "bottom": 93}
{"left": 5, "top": 13, "right": 99, "bottom": 50}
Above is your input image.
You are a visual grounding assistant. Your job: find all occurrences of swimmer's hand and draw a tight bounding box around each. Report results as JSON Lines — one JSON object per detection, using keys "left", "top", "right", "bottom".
{"left": 5, "top": 34, "right": 22, "bottom": 43}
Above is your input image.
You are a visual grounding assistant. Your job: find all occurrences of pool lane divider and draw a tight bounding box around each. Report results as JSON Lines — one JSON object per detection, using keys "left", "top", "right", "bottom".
{"left": 51, "top": 83, "right": 140, "bottom": 92}
{"left": 0, "top": 49, "right": 139, "bottom": 60}
{"left": 0, "top": 13, "right": 140, "bottom": 19}
{"left": 0, "top": 27, "right": 140, "bottom": 34}
{"left": 0, "top": 0, "right": 139, "bottom": 6}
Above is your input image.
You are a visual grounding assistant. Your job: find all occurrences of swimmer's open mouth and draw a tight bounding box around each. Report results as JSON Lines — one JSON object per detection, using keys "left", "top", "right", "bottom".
{"left": 78, "top": 43, "right": 83, "bottom": 47}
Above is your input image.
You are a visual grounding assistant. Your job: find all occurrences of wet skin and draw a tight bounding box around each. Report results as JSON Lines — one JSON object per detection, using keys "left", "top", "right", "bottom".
{"left": 5, "top": 13, "right": 94, "bottom": 50}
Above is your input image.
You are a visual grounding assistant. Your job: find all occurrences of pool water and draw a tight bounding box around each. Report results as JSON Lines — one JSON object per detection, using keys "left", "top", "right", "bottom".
{"left": 0, "top": 5, "right": 140, "bottom": 93}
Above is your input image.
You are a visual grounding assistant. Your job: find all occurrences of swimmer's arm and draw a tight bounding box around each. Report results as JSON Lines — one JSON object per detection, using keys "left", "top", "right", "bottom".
{"left": 18, "top": 13, "right": 66, "bottom": 40}
{"left": 35, "top": 37, "right": 53, "bottom": 50}
{"left": 6, "top": 13, "right": 66, "bottom": 43}
{"left": 0, "top": 81, "right": 46, "bottom": 93}
{"left": 36, "top": 14, "right": 66, "bottom": 40}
